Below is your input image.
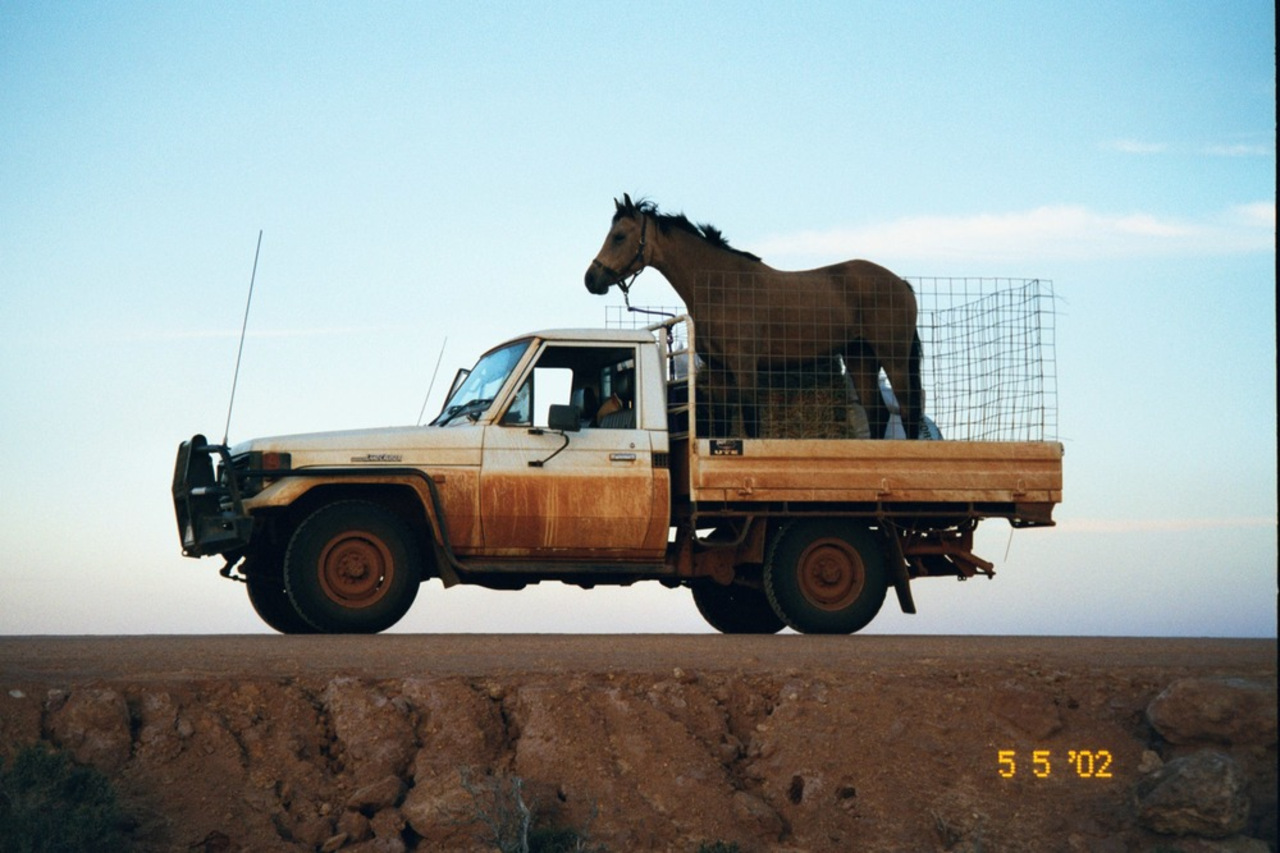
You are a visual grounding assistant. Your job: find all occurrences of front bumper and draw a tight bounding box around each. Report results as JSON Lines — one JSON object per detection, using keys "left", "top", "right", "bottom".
{"left": 172, "top": 434, "right": 253, "bottom": 557}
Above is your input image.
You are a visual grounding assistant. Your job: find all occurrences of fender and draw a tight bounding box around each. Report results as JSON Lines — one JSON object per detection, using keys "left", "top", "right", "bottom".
{"left": 263, "top": 467, "right": 469, "bottom": 583}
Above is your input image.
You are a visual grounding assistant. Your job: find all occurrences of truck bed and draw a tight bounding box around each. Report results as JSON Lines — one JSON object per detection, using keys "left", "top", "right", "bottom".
{"left": 676, "top": 437, "right": 1062, "bottom": 524}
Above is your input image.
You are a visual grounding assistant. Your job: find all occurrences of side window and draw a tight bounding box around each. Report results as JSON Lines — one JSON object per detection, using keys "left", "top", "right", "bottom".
{"left": 532, "top": 367, "right": 572, "bottom": 427}
{"left": 501, "top": 366, "right": 574, "bottom": 427}
{"left": 500, "top": 344, "right": 636, "bottom": 428}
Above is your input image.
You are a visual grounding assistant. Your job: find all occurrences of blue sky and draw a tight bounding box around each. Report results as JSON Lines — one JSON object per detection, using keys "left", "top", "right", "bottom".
{"left": 1, "top": 1, "right": 1274, "bottom": 636}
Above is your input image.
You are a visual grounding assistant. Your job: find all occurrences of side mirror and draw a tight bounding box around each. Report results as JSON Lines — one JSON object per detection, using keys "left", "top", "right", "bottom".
{"left": 547, "top": 404, "right": 581, "bottom": 432}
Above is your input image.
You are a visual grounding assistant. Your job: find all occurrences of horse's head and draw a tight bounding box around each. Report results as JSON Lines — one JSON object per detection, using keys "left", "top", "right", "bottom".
{"left": 584, "top": 193, "right": 650, "bottom": 295}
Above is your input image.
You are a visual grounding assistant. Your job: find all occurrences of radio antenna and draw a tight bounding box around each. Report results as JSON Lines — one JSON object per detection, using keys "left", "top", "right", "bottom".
{"left": 417, "top": 336, "right": 448, "bottom": 425}
{"left": 223, "top": 229, "right": 264, "bottom": 445}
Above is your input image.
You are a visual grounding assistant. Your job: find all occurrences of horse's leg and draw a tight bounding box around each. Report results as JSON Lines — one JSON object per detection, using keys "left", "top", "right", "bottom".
{"left": 880, "top": 336, "right": 922, "bottom": 439}
{"left": 741, "top": 371, "right": 760, "bottom": 439}
{"left": 699, "top": 358, "right": 735, "bottom": 438}
{"left": 723, "top": 353, "right": 758, "bottom": 438}
{"left": 905, "top": 332, "right": 923, "bottom": 439}
{"left": 846, "top": 342, "right": 888, "bottom": 439}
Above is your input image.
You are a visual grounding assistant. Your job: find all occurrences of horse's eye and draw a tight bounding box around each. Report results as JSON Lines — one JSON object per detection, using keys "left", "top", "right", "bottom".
{"left": 612, "top": 233, "right": 626, "bottom": 244}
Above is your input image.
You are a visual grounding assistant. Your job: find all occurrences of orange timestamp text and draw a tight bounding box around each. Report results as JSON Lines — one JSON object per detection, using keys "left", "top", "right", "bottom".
{"left": 997, "top": 749, "right": 1114, "bottom": 779}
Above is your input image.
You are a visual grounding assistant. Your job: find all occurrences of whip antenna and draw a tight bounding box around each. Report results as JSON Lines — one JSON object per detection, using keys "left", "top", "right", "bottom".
{"left": 417, "top": 336, "right": 448, "bottom": 425}
{"left": 223, "top": 229, "right": 263, "bottom": 445}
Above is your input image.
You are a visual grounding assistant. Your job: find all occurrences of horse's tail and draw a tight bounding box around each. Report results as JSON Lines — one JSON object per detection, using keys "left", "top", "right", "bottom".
{"left": 908, "top": 331, "right": 924, "bottom": 438}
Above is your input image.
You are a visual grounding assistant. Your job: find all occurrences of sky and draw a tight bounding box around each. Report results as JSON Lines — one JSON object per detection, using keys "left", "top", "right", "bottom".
{"left": 1, "top": 1, "right": 1274, "bottom": 637}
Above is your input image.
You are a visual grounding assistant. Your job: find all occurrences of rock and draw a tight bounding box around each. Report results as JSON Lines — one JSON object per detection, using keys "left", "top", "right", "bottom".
{"left": 323, "top": 678, "right": 416, "bottom": 784}
{"left": 732, "top": 790, "right": 785, "bottom": 838}
{"left": 1067, "top": 833, "right": 1127, "bottom": 853}
{"left": 1135, "top": 750, "right": 1250, "bottom": 838}
{"left": 507, "top": 681, "right": 749, "bottom": 849}
{"left": 401, "top": 772, "right": 485, "bottom": 848}
{"left": 1138, "top": 750, "right": 1164, "bottom": 774}
{"left": 290, "top": 814, "right": 336, "bottom": 848}
{"left": 134, "top": 690, "right": 185, "bottom": 764}
{"left": 343, "top": 836, "right": 407, "bottom": 853}
{"left": 1147, "top": 677, "right": 1278, "bottom": 745}
{"left": 990, "top": 687, "right": 1063, "bottom": 739}
{"left": 0, "top": 686, "right": 42, "bottom": 758}
{"left": 370, "top": 806, "right": 406, "bottom": 840}
{"left": 336, "top": 809, "right": 372, "bottom": 843}
{"left": 1145, "top": 837, "right": 1273, "bottom": 852}
{"left": 400, "top": 678, "right": 506, "bottom": 782}
{"left": 348, "top": 774, "right": 407, "bottom": 813}
{"left": 44, "top": 687, "right": 132, "bottom": 773}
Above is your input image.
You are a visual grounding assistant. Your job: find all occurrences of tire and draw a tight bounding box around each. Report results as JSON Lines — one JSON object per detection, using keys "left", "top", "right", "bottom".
{"left": 764, "top": 519, "right": 888, "bottom": 634}
{"left": 245, "top": 567, "right": 317, "bottom": 634}
{"left": 284, "top": 501, "right": 422, "bottom": 634}
{"left": 691, "top": 582, "right": 786, "bottom": 634}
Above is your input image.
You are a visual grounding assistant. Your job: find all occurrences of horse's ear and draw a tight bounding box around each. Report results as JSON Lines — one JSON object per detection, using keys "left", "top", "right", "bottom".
{"left": 614, "top": 196, "right": 623, "bottom": 211}
{"left": 623, "top": 193, "right": 634, "bottom": 210}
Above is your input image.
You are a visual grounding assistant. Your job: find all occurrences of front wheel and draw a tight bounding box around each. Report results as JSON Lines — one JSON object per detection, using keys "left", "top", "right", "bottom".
{"left": 764, "top": 520, "right": 888, "bottom": 634}
{"left": 245, "top": 560, "right": 318, "bottom": 634}
{"left": 284, "top": 501, "right": 422, "bottom": 633}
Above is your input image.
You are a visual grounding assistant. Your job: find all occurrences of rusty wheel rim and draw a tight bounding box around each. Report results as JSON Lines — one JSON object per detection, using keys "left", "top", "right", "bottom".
{"left": 796, "top": 537, "right": 864, "bottom": 611}
{"left": 317, "top": 531, "right": 393, "bottom": 609}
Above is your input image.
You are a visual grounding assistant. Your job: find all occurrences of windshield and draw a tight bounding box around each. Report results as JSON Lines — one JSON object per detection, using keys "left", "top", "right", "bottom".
{"left": 430, "top": 339, "right": 530, "bottom": 426}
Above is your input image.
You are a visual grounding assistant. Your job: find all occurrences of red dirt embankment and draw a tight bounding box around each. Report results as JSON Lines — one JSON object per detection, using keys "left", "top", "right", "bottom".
{"left": 0, "top": 635, "right": 1274, "bottom": 852}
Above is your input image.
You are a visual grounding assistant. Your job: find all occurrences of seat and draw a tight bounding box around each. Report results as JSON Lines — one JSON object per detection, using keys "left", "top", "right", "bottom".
{"left": 597, "top": 371, "right": 636, "bottom": 429}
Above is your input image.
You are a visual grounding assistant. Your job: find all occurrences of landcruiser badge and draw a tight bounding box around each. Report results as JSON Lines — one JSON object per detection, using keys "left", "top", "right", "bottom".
{"left": 351, "top": 454, "right": 403, "bottom": 463}
{"left": 710, "top": 439, "right": 743, "bottom": 456}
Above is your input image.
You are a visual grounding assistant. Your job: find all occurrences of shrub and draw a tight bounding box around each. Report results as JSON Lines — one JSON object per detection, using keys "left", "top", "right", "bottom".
{"left": 696, "top": 843, "right": 741, "bottom": 853}
{"left": 0, "top": 744, "right": 128, "bottom": 853}
{"left": 457, "top": 768, "right": 602, "bottom": 853}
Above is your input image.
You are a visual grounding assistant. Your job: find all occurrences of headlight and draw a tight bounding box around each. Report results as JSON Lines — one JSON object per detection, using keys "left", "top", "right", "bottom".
{"left": 231, "top": 450, "right": 292, "bottom": 498}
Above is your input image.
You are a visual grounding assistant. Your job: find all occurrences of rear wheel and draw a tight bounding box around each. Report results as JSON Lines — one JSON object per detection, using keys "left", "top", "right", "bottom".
{"left": 284, "top": 501, "right": 422, "bottom": 633}
{"left": 764, "top": 519, "right": 887, "bottom": 634}
{"left": 691, "top": 582, "right": 786, "bottom": 634}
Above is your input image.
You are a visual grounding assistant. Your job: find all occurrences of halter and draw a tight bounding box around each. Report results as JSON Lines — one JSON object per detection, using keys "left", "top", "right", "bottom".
{"left": 590, "top": 212, "right": 649, "bottom": 298}
{"left": 591, "top": 213, "right": 675, "bottom": 321}
{"left": 616, "top": 215, "right": 672, "bottom": 320}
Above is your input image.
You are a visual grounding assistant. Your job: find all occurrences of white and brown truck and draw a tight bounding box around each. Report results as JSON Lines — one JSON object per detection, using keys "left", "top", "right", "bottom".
{"left": 173, "top": 312, "right": 1063, "bottom": 635}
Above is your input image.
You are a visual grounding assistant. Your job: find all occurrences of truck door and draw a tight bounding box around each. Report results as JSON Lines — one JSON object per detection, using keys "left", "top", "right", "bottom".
{"left": 479, "top": 344, "right": 666, "bottom": 559}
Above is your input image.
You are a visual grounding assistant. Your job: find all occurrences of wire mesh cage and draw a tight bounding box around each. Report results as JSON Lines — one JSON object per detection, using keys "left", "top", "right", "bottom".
{"left": 914, "top": 278, "right": 1057, "bottom": 442}
{"left": 606, "top": 277, "right": 1056, "bottom": 442}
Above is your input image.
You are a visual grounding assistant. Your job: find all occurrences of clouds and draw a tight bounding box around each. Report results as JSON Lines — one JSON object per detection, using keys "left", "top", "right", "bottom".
{"left": 112, "top": 325, "right": 409, "bottom": 343}
{"left": 1101, "top": 138, "right": 1276, "bottom": 158}
{"left": 755, "top": 202, "right": 1276, "bottom": 264}
{"left": 1102, "top": 139, "right": 1170, "bottom": 155}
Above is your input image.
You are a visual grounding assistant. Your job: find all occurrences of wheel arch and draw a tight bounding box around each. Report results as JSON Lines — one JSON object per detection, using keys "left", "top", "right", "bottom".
{"left": 258, "top": 480, "right": 441, "bottom": 581}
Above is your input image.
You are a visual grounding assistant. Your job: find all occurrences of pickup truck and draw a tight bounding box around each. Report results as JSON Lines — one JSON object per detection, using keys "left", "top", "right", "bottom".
{"left": 172, "top": 314, "right": 1063, "bottom": 634}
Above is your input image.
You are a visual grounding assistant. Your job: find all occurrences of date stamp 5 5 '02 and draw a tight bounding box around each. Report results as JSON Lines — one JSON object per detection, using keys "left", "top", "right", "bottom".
{"left": 998, "top": 749, "right": 1114, "bottom": 779}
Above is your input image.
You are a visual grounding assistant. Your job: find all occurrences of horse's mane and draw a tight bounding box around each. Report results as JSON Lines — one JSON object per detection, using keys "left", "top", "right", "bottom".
{"left": 615, "top": 197, "right": 762, "bottom": 262}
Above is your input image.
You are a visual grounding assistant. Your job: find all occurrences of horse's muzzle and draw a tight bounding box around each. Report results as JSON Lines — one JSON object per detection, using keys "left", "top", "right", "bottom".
{"left": 584, "top": 264, "right": 614, "bottom": 295}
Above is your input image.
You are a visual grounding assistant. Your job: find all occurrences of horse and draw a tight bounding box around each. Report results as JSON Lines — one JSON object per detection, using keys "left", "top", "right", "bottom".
{"left": 585, "top": 194, "right": 922, "bottom": 440}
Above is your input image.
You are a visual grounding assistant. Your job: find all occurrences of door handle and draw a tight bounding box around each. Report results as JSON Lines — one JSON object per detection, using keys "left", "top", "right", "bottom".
{"left": 610, "top": 452, "right": 638, "bottom": 462}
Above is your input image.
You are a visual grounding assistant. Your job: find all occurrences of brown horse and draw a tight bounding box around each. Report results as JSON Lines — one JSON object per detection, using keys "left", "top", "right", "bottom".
{"left": 585, "top": 195, "right": 922, "bottom": 439}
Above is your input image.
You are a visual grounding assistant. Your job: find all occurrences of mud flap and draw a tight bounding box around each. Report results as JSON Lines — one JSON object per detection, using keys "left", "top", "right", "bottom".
{"left": 883, "top": 524, "right": 918, "bottom": 615}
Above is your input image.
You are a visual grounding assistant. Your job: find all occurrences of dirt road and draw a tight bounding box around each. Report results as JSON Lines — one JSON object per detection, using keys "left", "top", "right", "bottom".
{"left": 1, "top": 635, "right": 1274, "bottom": 852}
{"left": 2, "top": 633, "right": 1272, "bottom": 682}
